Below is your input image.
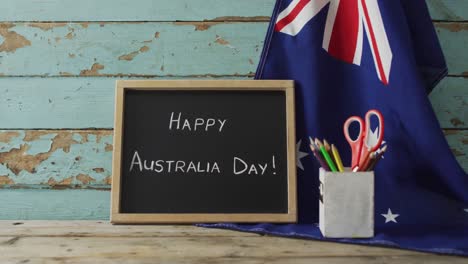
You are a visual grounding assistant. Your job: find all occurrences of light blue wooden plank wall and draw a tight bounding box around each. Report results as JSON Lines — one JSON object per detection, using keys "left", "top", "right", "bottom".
{"left": 1, "top": 0, "right": 466, "bottom": 21}
{"left": 0, "top": 22, "right": 464, "bottom": 76}
{"left": 0, "top": 77, "right": 464, "bottom": 129}
{"left": 0, "top": 0, "right": 466, "bottom": 220}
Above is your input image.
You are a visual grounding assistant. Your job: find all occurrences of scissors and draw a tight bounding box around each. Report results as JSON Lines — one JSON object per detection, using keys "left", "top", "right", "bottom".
{"left": 343, "top": 109, "right": 385, "bottom": 170}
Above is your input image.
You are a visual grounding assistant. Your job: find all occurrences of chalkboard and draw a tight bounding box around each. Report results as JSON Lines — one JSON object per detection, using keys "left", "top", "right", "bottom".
{"left": 111, "top": 80, "right": 296, "bottom": 224}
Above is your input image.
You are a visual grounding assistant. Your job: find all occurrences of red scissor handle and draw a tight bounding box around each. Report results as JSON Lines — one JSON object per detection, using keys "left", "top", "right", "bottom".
{"left": 343, "top": 116, "right": 365, "bottom": 169}
{"left": 363, "top": 109, "right": 385, "bottom": 152}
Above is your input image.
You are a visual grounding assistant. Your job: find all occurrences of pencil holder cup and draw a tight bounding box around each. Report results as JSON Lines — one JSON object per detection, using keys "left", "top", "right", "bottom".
{"left": 319, "top": 167, "right": 374, "bottom": 238}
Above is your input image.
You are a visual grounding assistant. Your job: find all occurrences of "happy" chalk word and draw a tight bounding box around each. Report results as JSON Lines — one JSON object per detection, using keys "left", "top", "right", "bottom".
{"left": 169, "top": 112, "right": 227, "bottom": 132}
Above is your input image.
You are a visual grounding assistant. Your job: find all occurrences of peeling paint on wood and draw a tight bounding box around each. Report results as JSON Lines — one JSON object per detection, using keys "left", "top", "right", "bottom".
{"left": 27, "top": 23, "right": 67, "bottom": 31}
{"left": 214, "top": 35, "right": 230, "bottom": 46}
{"left": 0, "top": 129, "right": 465, "bottom": 190}
{"left": 429, "top": 77, "right": 467, "bottom": 129}
{"left": 76, "top": 174, "right": 95, "bottom": 184}
{"left": 0, "top": 23, "right": 31, "bottom": 53}
{"left": 118, "top": 46, "right": 149, "bottom": 61}
{"left": 0, "top": 22, "right": 264, "bottom": 76}
{"left": 444, "top": 130, "right": 468, "bottom": 172}
{"left": 436, "top": 23, "right": 468, "bottom": 32}
{"left": 173, "top": 22, "right": 224, "bottom": 31}
{"left": 80, "top": 63, "right": 105, "bottom": 76}
{"left": 0, "top": 22, "right": 463, "bottom": 76}
{"left": 0, "top": 1, "right": 275, "bottom": 22}
{"left": 103, "top": 176, "right": 112, "bottom": 185}
{"left": 0, "top": 132, "right": 20, "bottom": 143}
{"left": 0, "top": 0, "right": 463, "bottom": 22}
{"left": 435, "top": 22, "right": 468, "bottom": 76}
{"left": 0, "top": 176, "right": 14, "bottom": 185}
{"left": 0, "top": 130, "right": 113, "bottom": 187}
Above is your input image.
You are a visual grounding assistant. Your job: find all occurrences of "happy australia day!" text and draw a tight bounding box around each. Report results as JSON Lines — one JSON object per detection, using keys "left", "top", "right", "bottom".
{"left": 128, "top": 112, "right": 278, "bottom": 176}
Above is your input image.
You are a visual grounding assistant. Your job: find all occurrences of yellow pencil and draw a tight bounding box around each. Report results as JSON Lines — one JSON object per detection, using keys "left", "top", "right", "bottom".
{"left": 331, "top": 144, "right": 345, "bottom": 172}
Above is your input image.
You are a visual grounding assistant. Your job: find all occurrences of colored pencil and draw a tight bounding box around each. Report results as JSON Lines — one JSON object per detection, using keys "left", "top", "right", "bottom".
{"left": 357, "top": 147, "right": 371, "bottom": 171}
{"left": 309, "top": 137, "right": 330, "bottom": 171}
{"left": 362, "top": 152, "right": 376, "bottom": 171}
{"left": 323, "top": 139, "right": 335, "bottom": 164}
{"left": 315, "top": 138, "right": 338, "bottom": 172}
{"left": 365, "top": 152, "right": 377, "bottom": 171}
{"left": 331, "top": 144, "right": 345, "bottom": 172}
{"left": 368, "top": 145, "right": 387, "bottom": 170}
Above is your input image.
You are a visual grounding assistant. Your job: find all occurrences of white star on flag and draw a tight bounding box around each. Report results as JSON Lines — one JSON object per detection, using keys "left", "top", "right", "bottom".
{"left": 382, "top": 208, "right": 399, "bottom": 223}
{"left": 464, "top": 209, "right": 468, "bottom": 213}
{"left": 367, "top": 127, "right": 385, "bottom": 148}
{"left": 296, "top": 139, "right": 309, "bottom": 170}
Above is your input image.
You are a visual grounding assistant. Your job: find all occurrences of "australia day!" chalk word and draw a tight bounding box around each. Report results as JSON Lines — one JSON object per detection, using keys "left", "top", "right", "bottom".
{"left": 129, "top": 151, "right": 277, "bottom": 176}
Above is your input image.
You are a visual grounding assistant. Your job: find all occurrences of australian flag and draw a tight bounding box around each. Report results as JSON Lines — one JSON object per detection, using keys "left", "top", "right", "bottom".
{"left": 204, "top": 0, "right": 468, "bottom": 255}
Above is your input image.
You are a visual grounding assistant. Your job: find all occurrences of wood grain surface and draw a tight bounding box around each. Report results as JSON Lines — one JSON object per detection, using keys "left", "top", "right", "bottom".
{"left": 0, "top": 221, "right": 466, "bottom": 263}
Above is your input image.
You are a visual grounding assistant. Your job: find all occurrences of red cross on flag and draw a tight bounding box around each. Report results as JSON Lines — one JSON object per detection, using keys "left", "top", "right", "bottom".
{"left": 275, "top": 0, "right": 393, "bottom": 85}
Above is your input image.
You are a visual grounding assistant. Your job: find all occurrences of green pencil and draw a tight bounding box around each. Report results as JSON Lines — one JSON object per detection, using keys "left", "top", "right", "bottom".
{"left": 315, "top": 138, "right": 338, "bottom": 172}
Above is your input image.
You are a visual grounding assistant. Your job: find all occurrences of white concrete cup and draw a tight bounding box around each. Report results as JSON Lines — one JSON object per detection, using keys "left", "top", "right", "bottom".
{"left": 319, "top": 167, "right": 374, "bottom": 238}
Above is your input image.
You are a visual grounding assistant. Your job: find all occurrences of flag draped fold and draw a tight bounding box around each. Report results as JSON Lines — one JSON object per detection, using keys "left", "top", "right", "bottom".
{"left": 201, "top": 0, "right": 468, "bottom": 255}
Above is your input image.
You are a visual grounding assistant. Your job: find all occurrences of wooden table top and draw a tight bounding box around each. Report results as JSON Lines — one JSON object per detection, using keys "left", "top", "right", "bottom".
{"left": 0, "top": 221, "right": 466, "bottom": 263}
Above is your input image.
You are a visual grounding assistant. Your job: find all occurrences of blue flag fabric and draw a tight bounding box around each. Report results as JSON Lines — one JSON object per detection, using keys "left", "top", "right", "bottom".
{"left": 201, "top": 0, "right": 468, "bottom": 256}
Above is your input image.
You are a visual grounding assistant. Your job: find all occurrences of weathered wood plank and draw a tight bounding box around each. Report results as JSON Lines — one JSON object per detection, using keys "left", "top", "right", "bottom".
{"left": 0, "top": 22, "right": 264, "bottom": 77}
{"left": 0, "top": 129, "right": 465, "bottom": 188}
{"left": 0, "top": 76, "right": 465, "bottom": 129}
{"left": 0, "top": 221, "right": 256, "bottom": 237}
{"left": 429, "top": 77, "right": 467, "bottom": 129}
{"left": 0, "top": 0, "right": 274, "bottom": 22}
{"left": 445, "top": 130, "right": 468, "bottom": 171}
{"left": 436, "top": 22, "right": 468, "bottom": 76}
{"left": 427, "top": 0, "right": 468, "bottom": 21}
{"left": 0, "top": 0, "right": 464, "bottom": 22}
{"left": 0, "top": 22, "right": 465, "bottom": 76}
{"left": 0, "top": 189, "right": 109, "bottom": 220}
{"left": 3, "top": 256, "right": 468, "bottom": 264}
{"left": 0, "top": 221, "right": 465, "bottom": 263}
{"left": 0, "top": 130, "right": 113, "bottom": 186}
{"left": 0, "top": 77, "right": 244, "bottom": 129}
{"left": 0, "top": 231, "right": 430, "bottom": 258}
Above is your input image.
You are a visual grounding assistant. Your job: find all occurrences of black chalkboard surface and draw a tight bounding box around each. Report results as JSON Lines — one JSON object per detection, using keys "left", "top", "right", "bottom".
{"left": 111, "top": 80, "right": 296, "bottom": 223}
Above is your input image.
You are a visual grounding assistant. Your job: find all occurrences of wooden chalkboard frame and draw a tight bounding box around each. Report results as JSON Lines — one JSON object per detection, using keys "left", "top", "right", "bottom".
{"left": 111, "top": 80, "right": 296, "bottom": 224}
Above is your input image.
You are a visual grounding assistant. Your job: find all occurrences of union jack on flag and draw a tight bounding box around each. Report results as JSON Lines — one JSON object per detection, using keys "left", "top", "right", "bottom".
{"left": 275, "top": 0, "right": 392, "bottom": 85}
